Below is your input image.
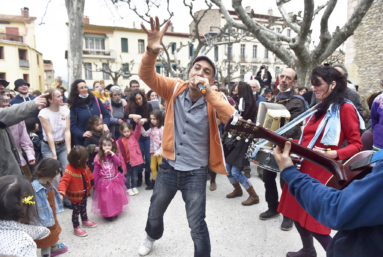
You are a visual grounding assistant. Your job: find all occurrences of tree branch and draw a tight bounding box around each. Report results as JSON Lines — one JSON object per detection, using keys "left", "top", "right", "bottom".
{"left": 276, "top": 0, "right": 300, "bottom": 33}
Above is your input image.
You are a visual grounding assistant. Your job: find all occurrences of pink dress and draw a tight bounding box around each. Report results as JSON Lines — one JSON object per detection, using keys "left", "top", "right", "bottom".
{"left": 91, "top": 154, "right": 129, "bottom": 217}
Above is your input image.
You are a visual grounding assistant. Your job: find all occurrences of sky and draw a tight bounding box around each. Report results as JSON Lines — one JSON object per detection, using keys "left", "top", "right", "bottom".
{"left": 0, "top": 0, "right": 348, "bottom": 85}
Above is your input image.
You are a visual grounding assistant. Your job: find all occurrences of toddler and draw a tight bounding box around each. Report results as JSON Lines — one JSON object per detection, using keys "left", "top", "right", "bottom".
{"left": 84, "top": 115, "right": 104, "bottom": 172}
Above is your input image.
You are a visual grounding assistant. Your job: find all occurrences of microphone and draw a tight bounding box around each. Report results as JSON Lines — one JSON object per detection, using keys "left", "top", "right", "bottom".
{"left": 197, "top": 83, "right": 207, "bottom": 95}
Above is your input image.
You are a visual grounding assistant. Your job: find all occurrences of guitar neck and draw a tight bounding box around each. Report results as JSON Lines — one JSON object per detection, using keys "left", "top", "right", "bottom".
{"left": 225, "top": 117, "right": 346, "bottom": 184}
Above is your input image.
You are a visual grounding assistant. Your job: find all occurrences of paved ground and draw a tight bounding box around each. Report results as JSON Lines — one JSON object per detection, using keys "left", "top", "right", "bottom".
{"left": 41, "top": 163, "right": 334, "bottom": 257}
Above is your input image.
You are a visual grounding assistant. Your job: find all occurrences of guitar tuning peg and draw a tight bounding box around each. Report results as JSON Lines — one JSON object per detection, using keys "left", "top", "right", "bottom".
{"left": 228, "top": 134, "right": 232, "bottom": 138}
{"left": 245, "top": 139, "right": 249, "bottom": 143}
{"left": 236, "top": 136, "right": 241, "bottom": 141}
{"left": 247, "top": 119, "right": 252, "bottom": 123}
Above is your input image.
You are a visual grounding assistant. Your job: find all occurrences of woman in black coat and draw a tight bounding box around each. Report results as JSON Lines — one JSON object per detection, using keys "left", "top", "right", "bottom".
{"left": 225, "top": 82, "right": 259, "bottom": 206}
{"left": 124, "top": 89, "right": 153, "bottom": 187}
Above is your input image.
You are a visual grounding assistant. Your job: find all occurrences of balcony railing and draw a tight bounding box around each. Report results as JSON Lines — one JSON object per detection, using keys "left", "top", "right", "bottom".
{"left": 19, "top": 59, "right": 29, "bottom": 68}
{"left": 0, "top": 33, "right": 23, "bottom": 43}
{"left": 83, "top": 49, "right": 115, "bottom": 59}
{"left": 239, "top": 56, "right": 246, "bottom": 62}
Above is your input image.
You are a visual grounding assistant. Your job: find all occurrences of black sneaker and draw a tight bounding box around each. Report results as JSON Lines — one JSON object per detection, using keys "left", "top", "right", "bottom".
{"left": 259, "top": 209, "right": 280, "bottom": 220}
{"left": 281, "top": 216, "right": 294, "bottom": 231}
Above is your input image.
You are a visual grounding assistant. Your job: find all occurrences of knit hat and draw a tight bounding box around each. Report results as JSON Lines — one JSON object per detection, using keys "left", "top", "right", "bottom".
{"left": 14, "top": 79, "right": 30, "bottom": 91}
{"left": 0, "top": 78, "right": 9, "bottom": 88}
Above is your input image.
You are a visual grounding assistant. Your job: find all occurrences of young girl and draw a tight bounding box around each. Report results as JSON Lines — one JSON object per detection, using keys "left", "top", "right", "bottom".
{"left": 25, "top": 116, "right": 42, "bottom": 171}
{"left": 84, "top": 115, "right": 104, "bottom": 172}
{"left": 32, "top": 158, "right": 68, "bottom": 257}
{"left": 58, "top": 146, "right": 96, "bottom": 237}
{"left": 0, "top": 175, "right": 50, "bottom": 257}
{"left": 141, "top": 110, "right": 163, "bottom": 190}
{"left": 91, "top": 133, "right": 129, "bottom": 221}
{"left": 116, "top": 122, "right": 144, "bottom": 196}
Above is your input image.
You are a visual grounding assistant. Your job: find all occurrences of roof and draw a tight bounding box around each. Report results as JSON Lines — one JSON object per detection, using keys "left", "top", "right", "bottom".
{"left": 0, "top": 14, "right": 37, "bottom": 23}
{"left": 70, "top": 23, "right": 202, "bottom": 38}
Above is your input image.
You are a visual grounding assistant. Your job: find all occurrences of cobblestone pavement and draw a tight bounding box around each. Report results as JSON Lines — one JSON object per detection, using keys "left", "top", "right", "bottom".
{"left": 43, "top": 164, "right": 333, "bottom": 257}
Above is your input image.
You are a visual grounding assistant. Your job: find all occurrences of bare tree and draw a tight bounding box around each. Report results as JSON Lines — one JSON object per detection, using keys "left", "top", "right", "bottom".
{"left": 83, "top": 57, "right": 136, "bottom": 84}
{"left": 323, "top": 49, "right": 345, "bottom": 66}
{"left": 216, "top": 62, "right": 253, "bottom": 86}
{"left": 211, "top": 0, "right": 375, "bottom": 87}
{"left": 65, "top": 0, "right": 85, "bottom": 85}
{"left": 113, "top": 0, "right": 252, "bottom": 81}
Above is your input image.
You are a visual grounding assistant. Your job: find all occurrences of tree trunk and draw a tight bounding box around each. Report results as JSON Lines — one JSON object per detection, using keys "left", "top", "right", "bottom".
{"left": 65, "top": 0, "right": 85, "bottom": 88}
{"left": 295, "top": 64, "right": 316, "bottom": 88}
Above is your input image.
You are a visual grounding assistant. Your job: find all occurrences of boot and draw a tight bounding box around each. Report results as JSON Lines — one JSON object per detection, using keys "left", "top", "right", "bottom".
{"left": 209, "top": 181, "right": 217, "bottom": 191}
{"left": 242, "top": 186, "right": 259, "bottom": 206}
{"left": 145, "top": 172, "right": 151, "bottom": 186}
{"left": 287, "top": 234, "right": 317, "bottom": 257}
{"left": 145, "top": 180, "right": 155, "bottom": 190}
{"left": 137, "top": 172, "right": 143, "bottom": 187}
{"left": 226, "top": 182, "right": 243, "bottom": 198}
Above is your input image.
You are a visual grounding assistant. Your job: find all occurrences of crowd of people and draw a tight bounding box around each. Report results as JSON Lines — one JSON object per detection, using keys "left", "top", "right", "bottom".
{"left": 0, "top": 16, "right": 383, "bottom": 257}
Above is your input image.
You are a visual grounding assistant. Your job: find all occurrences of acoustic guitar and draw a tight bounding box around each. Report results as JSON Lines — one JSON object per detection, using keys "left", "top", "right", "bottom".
{"left": 224, "top": 116, "right": 375, "bottom": 190}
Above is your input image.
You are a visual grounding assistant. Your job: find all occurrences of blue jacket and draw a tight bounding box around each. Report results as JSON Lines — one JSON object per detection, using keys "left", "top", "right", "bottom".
{"left": 371, "top": 94, "right": 383, "bottom": 149}
{"left": 70, "top": 97, "right": 110, "bottom": 146}
{"left": 255, "top": 93, "right": 266, "bottom": 107}
{"left": 31, "top": 180, "right": 63, "bottom": 227}
{"left": 281, "top": 160, "right": 383, "bottom": 257}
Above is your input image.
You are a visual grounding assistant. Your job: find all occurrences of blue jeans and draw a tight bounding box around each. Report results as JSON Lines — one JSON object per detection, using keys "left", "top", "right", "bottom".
{"left": 139, "top": 135, "right": 151, "bottom": 174}
{"left": 226, "top": 164, "right": 252, "bottom": 190}
{"left": 126, "top": 162, "right": 140, "bottom": 189}
{"left": 41, "top": 142, "right": 68, "bottom": 188}
{"left": 145, "top": 166, "right": 211, "bottom": 257}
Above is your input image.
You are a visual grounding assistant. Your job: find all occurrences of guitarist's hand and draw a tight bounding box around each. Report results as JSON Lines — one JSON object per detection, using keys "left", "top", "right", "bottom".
{"left": 274, "top": 141, "right": 294, "bottom": 172}
{"left": 313, "top": 146, "right": 338, "bottom": 159}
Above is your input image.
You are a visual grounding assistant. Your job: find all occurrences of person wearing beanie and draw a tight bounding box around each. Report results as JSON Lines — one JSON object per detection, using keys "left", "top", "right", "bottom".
{"left": 10, "top": 79, "right": 43, "bottom": 140}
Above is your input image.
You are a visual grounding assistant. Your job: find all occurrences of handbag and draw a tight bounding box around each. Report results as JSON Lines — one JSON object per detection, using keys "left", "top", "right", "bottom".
{"left": 95, "top": 97, "right": 103, "bottom": 119}
{"left": 222, "top": 131, "right": 238, "bottom": 157}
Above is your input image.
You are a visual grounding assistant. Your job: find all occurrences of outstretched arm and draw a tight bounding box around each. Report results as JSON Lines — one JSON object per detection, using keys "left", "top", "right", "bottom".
{"left": 138, "top": 17, "right": 178, "bottom": 100}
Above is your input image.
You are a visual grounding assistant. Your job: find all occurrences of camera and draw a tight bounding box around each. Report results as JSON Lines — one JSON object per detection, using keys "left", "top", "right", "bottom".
{"left": 261, "top": 65, "right": 265, "bottom": 69}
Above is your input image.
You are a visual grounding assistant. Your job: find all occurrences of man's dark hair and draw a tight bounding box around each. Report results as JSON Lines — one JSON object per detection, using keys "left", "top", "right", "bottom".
{"left": 129, "top": 80, "right": 139, "bottom": 87}
{"left": 333, "top": 64, "right": 348, "bottom": 79}
{"left": 32, "top": 90, "right": 42, "bottom": 96}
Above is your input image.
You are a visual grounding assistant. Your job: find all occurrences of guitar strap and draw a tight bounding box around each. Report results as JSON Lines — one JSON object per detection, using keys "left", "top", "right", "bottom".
{"left": 349, "top": 150, "right": 383, "bottom": 170}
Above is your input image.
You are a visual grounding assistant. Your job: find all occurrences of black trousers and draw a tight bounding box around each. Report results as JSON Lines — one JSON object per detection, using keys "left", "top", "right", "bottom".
{"left": 262, "top": 169, "right": 285, "bottom": 211}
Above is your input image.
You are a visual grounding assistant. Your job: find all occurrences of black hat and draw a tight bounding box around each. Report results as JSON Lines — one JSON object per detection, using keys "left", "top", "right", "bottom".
{"left": 0, "top": 79, "right": 9, "bottom": 88}
{"left": 14, "top": 79, "right": 30, "bottom": 91}
{"left": 264, "top": 88, "right": 272, "bottom": 93}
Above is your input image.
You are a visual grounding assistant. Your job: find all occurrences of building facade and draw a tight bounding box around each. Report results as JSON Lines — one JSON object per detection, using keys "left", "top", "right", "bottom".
{"left": 0, "top": 7, "right": 45, "bottom": 91}
{"left": 44, "top": 59, "right": 55, "bottom": 89}
{"left": 190, "top": 8, "right": 295, "bottom": 84}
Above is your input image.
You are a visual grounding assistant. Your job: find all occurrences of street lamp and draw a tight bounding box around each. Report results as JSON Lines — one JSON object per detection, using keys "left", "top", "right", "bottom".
{"left": 204, "top": 25, "right": 232, "bottom": 88}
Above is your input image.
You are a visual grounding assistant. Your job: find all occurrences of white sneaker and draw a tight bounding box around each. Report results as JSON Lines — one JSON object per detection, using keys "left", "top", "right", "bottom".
{"left": 127, "top": 189, "right": 135, "bottom": 196}
{"left": 138, "top": 237, "right": 154, "bottom": 256}
{"left": 133, "top": 188, "right": 139, "bottom": 195}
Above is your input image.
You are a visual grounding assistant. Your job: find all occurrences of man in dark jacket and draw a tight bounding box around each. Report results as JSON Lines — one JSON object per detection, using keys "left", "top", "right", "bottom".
{"left": 259, "top": 68, "right": 305, "bottom": 231}
{"left": 257, "top": 66, "right": 272, "bottom": 88}
{"left": 0, "top": 90, "right": 47, "bottom": 177}
{"left": 275, "top": 141, "right": 383, "bottom": 257}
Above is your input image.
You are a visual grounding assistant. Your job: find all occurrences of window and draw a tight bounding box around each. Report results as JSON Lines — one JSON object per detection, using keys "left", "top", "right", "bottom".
{"left": 172, "top": 43, "right": 176, "bottom": 54}
{"left": 241, "top": 29, "right": 246, "bottom": 35}
{"left": 19, "top": 49, "right": 29, "bottom": 68}
{"left": 102, "top": 63, "right": 110, "bottom": 79}
{"left": 85, "top": 38, "right": 105, "bottom": 50}
{"left": 240, "top": 44, "right": 245, "bottom": 58}
{"left": 122, "top": 64, "right": 130, "bottom": 79}
{"left": 0, "top": 47, "right": 4, "bottom": 59}
{"left": 264, "top": 48, "right": 269, "bottom": 59}
{"left": 138, "top": 40, "right": 145, "bottom": 54}
{"left": 155, "top": 65, "right": 161, "bottom": 74}
{"left": 277, "top": 28, "right": 281, "bottom": 33}
{"left": 121, "top": 38, "right": 128, "bottom": 53}
{"left": 0, "top": 73, "right": 5, "bottom": 79}
{"left": 23, "top": 74, "right": 29, "bottom": 83}
{"left": 252, "top": 66, "right": 258, "bottom": 76}
{"left": 287, "top": 29, "right": 291, "bottom": 37}
{"left": 252, "top": 45, "right": 257, "bottom": 59}
{"left": 214, "top": 46, "right": 219, "bottom": 62}
{"left": 240, "top": 66, "right": 246, "bottom": 81}
{"left": 189, "top": 44, "right": 194, "bottom": 59}
{"left": 84, "top": 63, "right": 92, "bottom": 79}
{"left": 36, "top": 54, "right": 39, "bottom": 65}
{"left": 275, "top": 67, "right": 281, "bottom": 78}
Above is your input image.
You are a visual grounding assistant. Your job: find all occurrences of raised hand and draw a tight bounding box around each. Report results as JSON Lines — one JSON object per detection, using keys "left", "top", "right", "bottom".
{"left": 141, "top": 16, "right": 171, "bottom": 54}
{"left": 34, "top": 93, "right": 48, "bottom": 109}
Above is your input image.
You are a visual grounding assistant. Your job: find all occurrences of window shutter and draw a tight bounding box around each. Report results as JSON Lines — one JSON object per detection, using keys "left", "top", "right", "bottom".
{"left": 121, "top": 38, "right": 128, "bottom": 53}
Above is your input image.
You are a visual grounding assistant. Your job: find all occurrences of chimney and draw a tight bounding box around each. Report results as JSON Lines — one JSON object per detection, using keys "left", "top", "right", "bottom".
{"left": 267, "top": 8, "right": 273, "bottom": 16}
{"left": 245, "top": 6, "right": 251, "bottom": 13}
{"left": 133, "top": 21, "right": 136, "bottom": 28}
{"left": 21, "top": 7, "right": 29, "bottom": 18}
{"left": 288, "top": 12, "right": 294, "bottom": 17}
{"left": 84, "top": 16, "right": 89, "bottom": 24}
{"left": 167, "top": 23, "right": 174, "bottom": 32}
